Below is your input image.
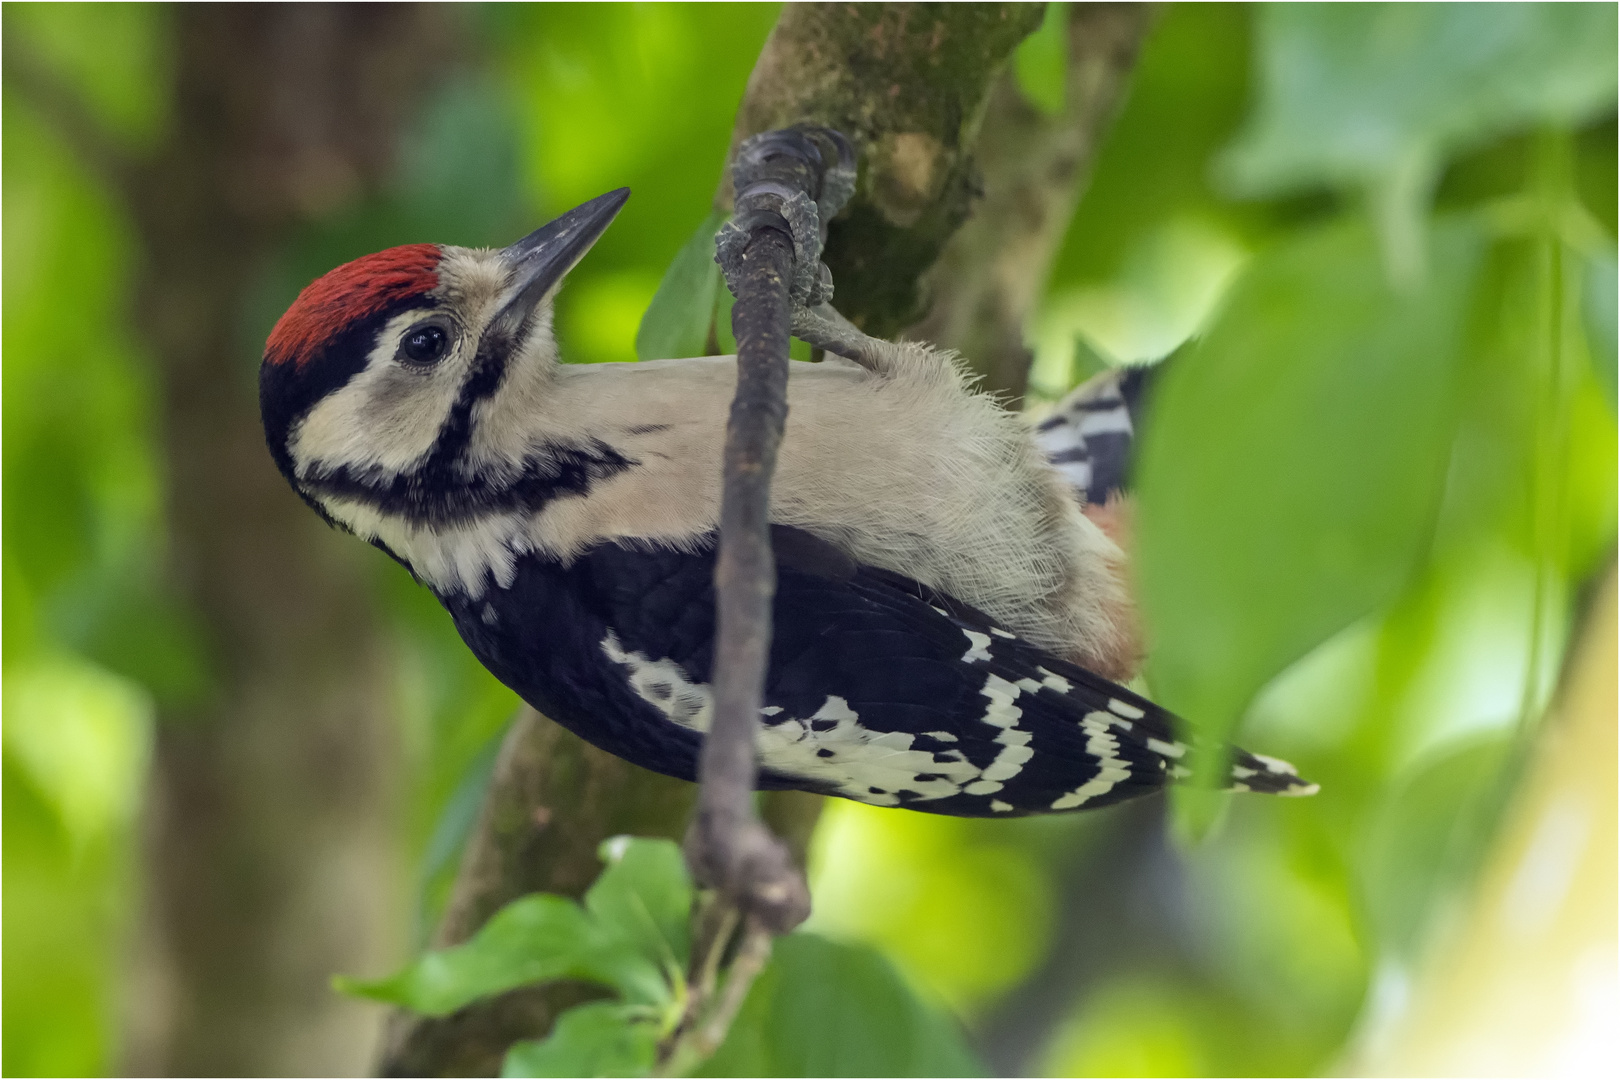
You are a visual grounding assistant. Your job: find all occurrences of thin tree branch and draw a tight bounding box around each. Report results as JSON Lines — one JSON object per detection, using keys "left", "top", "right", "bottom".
{"left": 686, "top": 216, "right": 805, "bottom": 929}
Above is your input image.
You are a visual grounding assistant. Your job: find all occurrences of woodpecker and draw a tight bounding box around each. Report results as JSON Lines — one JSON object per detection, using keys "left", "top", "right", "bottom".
{"left": 259, "top": 187, "right": 1317, "bottom": 816}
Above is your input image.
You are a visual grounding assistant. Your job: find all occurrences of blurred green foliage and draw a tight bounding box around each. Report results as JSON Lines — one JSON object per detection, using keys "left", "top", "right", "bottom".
{"left": 3, "top": 3, "right": 1615, "bottom": 1077}
{"left": 4, "top": 6, "right": 171, "bottom": 1074}
{"left": 1013, "top": 2, "right": 1070, "bottom": 118}
{"left": 1137, "top": 216, "right": 1485, "bottom": 796}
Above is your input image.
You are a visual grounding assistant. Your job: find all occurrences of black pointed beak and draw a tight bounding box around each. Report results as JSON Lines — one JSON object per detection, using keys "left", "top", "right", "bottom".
{"left": 490, "top": 187, "right": 630, "bottom": 339}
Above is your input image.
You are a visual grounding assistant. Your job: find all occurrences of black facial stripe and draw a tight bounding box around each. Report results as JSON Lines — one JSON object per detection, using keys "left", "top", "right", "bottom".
{"left": 420, "top": 331, "right": 515, "bottom": 470}
{"left": 260, "top": 297, "right": 436, "bottom": 485}
{"left": 301, "top": 438, "right": 636, "bottom": 525}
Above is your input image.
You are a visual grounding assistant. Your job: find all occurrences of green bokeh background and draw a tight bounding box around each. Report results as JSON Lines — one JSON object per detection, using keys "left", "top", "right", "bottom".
{"left": 4, "top": 3, "right": 1615, "bottom": 1076}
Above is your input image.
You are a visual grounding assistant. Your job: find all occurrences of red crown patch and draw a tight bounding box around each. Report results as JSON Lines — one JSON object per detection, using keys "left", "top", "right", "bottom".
{"left": 265, "top": 244, "right": 441, "bottom": 366}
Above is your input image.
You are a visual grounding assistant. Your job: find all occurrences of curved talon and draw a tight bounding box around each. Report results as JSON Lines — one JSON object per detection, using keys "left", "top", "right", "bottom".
{"left": 790, "top": 125, "right": 857, "bottom": 234}
{"left": 717, "top": 126, "right": 859, "bottom": 312}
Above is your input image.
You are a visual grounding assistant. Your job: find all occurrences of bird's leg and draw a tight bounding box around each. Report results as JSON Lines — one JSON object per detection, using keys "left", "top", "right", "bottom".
{"left": 790, "top": 301, "right": 893, "bottom": 372}
{"left": 714, "top": 127, "right": 893, "bottom": 372}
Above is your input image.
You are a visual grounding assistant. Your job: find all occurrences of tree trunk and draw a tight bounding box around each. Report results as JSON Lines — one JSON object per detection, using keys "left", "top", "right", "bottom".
{"left": 111, "top": 6, "right": 457, "bottom": 1074}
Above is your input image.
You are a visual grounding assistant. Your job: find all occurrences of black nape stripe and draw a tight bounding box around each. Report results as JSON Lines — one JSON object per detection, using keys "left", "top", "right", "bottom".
{"left": 289, "top": 311, "right": 635, "bottom": 525}
{"left": 303, "top": 438, "right": 636, "bottom": 525}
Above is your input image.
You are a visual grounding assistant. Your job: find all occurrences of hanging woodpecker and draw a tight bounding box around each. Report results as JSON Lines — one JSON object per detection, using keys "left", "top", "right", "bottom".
{"left": 259, "top": 176, "right": 1316, "bottom": 817}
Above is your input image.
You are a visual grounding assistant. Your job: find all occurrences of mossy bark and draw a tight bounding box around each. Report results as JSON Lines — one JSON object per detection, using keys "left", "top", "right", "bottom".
{"left": 722, "top": 3, "right": 1046, "bottom": 338}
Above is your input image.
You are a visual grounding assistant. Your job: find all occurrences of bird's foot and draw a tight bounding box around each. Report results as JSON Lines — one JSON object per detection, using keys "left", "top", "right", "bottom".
{"left": 684, "top": 809, "right": 810, "bottom": 934}
{"left": 716, "top": 127, "right": 888, "bottom": 367}
{"left": 790, "top": 301, "right": 892, "bottom": 371}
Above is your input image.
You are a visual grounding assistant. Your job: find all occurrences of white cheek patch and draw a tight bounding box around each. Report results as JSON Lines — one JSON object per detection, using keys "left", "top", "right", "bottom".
{"left": 290, "top": 309, "right": 469, "bottom": 480}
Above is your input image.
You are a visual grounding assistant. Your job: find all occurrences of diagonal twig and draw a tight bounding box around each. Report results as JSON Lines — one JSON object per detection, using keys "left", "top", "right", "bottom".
{"left": 684, "top": 136, "right": 820, "bottom": 934}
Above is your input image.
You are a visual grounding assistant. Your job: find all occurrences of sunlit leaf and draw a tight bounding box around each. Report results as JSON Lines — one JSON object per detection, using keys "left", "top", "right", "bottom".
{"left": 2, "top": 654, "right": 153, "bottom": 847}
{"left": 502, "top": 1001, "right": 659, "bottom": 1079}
{"left": 337, "top": 894, "right": 624, "bottom": 1016}
{"left": 697, "top": 933, "right": 986, "bottom": 1078}
{"left": 1136, "top": 217, "right": 1486, "bottom": 781}
{"left": 1583, "top": 251, "right": 1617, "bottom": 410}
{"left": 584, "top": 836, "right": 693, "bottom": 979}
{"left": 1220, "top": 3, "right": 1618, "bottom": 197}
{"left": 637, "top": 210, "right": 724, "bottom": 361}
{"left": 807, "top": 801, "right": 1054, "bottom": 1012}
{"left": 1013, "top": 2, "right": 1068, "bottom": 117}
{"left": 340, "top": 838, "right": 688, "bottom": 1015}
{"left": 1041, "top": 978, "right": 1213, "bottom": 1077}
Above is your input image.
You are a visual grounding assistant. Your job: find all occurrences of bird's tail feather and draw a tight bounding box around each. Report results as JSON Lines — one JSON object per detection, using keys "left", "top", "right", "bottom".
{"left": 1225, "top": 747, "right": 1320, "bottom": 796}
{"left": 1036, "top": 362, "right": 1160, "bottom": 505}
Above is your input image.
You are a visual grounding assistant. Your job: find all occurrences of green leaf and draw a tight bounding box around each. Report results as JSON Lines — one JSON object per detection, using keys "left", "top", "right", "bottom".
{"left": 1013, "top": 2, "right": 1068, "bottom": 117}
{"left": 502, "top": 1001, "right": 659, "bottom": 1079}
{"left": 336, "top": 893, "right": 640, "bottom": 1016}
{"left": 1135, "top": 217, "right": 1486, "bottom": 782}
{"left": 697, "top": 933, "right": 986, "bottom": 1078}
{"left": 1220, "top": 4, "right": 1618, "bottom": 198}
{"left": 338, "top": 838, "right": 693, "bottom": 1017}
{"left": 636, "top": 210, "right": 725, "bottom": 362}
{"left": 585, "top": 836, "right": 693, "bottom": 980}
{"left": 2, "top": 653, "right": 153, "bottom": 848}
{"left": 1584, "top": 251, "right": 1617, "bottom": 411}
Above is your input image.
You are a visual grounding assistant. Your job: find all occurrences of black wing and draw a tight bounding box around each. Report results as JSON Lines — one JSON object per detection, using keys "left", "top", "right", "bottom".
{"left": 556, "top": 527, "right": 1313, "bottom": 818}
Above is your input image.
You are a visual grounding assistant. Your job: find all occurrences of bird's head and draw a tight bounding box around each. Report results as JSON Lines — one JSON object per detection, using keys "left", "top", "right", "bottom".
{"left": 259, "top": 188, "right": 629, "bottom": 534}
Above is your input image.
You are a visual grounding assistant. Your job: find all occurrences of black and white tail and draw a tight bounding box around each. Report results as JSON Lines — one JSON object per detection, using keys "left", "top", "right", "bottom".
{"left": 1036, "top": 363, "right": 1158, "bottom": 505}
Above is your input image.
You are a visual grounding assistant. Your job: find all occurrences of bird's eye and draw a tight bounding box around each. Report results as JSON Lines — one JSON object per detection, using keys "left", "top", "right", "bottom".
{"left": 399, "top": 323, "right": 450, "bottom": 365}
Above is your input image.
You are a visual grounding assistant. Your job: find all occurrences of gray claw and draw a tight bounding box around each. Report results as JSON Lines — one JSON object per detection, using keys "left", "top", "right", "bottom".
{"left": 716, "top": 127, "right": 857, "bottom": 311}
